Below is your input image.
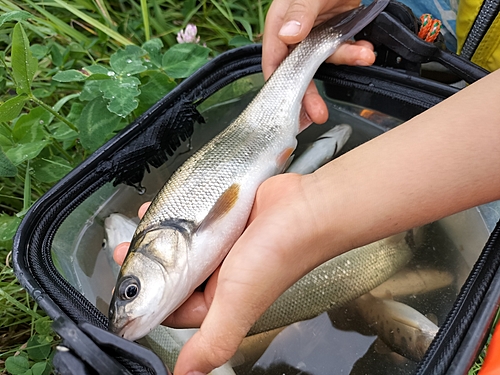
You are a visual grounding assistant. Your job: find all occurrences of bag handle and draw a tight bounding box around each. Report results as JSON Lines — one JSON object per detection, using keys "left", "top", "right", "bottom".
{"left": 358, "top": 1, "right": 489, "bottom": 83}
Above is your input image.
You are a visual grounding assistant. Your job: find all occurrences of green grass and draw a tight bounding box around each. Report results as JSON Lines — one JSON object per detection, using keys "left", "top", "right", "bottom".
{"left": 0, "top": 1, "right": 271, "bottom": 373}
{"left": 0, "top": 1, "right": 496, "bottom": 374}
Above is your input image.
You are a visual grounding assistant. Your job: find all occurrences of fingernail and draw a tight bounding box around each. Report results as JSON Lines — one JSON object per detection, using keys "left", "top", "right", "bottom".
{"left": 186, "top": 372, "right": 205, "bottom": 375}
{"left": 279, "top": 20, "right": 301, "bottom": 36}
{"left": 354, "top": 59, "right": 371, "bottom": 66}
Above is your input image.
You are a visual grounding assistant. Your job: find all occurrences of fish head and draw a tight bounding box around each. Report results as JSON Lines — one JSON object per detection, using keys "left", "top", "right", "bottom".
{"left": 108, "top": 226, "right": 191, "bottom": 341}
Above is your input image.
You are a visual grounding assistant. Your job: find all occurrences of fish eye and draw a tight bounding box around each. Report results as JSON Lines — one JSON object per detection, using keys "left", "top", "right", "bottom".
{"left": 118, "top": 276, "right": 140, "bottom": 301}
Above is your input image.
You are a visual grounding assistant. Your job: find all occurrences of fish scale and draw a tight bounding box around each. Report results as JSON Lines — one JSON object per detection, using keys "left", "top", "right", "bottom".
{"left": 109, "top": 1, "right": 390, "bottom": 341}
{"left": 249, "top": 236, "right": 413, "bottom": 335}
{"left": 139, "top": 126, "right": 268, "bottom": 227}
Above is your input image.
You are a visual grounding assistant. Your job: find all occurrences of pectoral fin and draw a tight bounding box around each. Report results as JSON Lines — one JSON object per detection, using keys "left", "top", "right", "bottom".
{"left": 277, "top": 147, "right": 295, "bottom": 172}
{"left": 198, "top": 183, "right": 240, "bottom": 231}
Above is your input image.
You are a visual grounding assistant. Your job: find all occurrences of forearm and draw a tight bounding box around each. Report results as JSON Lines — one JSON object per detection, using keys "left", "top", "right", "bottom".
{"left": 304, "top": 69, "right": 500, "bottom": 260}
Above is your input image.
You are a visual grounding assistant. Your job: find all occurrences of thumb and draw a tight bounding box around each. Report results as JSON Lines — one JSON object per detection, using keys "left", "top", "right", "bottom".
{"left": 173, "top": 287, "right": 253, "bottom": 375}
{"left": 277, "top": 0, "right": 322, "bottom": 44}
{"left": 172, "top": 242, "right": 281, "bottom": 374}
{"left": 172, "top": 216, "right": 310, "bottom": 374}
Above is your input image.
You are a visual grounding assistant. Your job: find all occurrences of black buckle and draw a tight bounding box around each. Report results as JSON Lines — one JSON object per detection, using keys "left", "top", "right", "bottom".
{"left": 357, "top": 1, "right": 488, "bottom": 83}
{"left": 51, "top": 318, "right": 170, "bottom": 375}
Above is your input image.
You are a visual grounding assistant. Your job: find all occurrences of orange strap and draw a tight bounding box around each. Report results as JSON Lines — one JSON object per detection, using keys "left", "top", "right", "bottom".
{"left": 418, "top": 14, "right": 442, "bottom": 43}
{"left": 479, "top": 320, "right": 500, "bottom": 374}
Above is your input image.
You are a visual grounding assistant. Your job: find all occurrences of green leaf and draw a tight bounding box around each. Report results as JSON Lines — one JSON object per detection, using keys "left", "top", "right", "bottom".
{"left": 32, "top": 156, "right": 73, "bottom": 183}
{"left": 65, "top": 102, "right": 84, "bottom": 124}
{"left": 228, "top": 35, "right": 253, "bottom": 47}
{"left": 0, "top": 214, "right": 22, "bottom": 241}
{"left": 0, "top": 133, "right": 12, "bottom": 148}
{"left": 0, "top": 95, "right": 27, "bottom": 123}
{"left": 0, "top": 146, "right": 17, "bottom": 177}
{"left": 12, "top": 107, "right": 50, "bottom": 144}
{"left": 77, "top": 97, "right": 121, "bottom": 152}
{"left": 109, "top": 45, "right": 147, "bottom": 76}
{"left": 162, "top": 44, "right": 210, "bottom": 79}
{"left": 136, "top": 72, "right": 176, "bottom": 115}
{"left": 49, "top": 122, "right": 78, "bottom": 142}
{"left": 30, "top": 361, "right": 50, "bottom": 375}
{"left": 35, "top": 317, "right": 53, "bottom": 337}
{"left": 11, "top": 23, "right": 38, "bottom": 95}
{"left": 50, "top": 43, "right": 64, "bottom": 67}
{"left": 5, "top": 355, "right": 30, "bottom": 375}
{"left": 100, "top": 76, "right": 141, "bottom": 117}
{"left": 142, "top": 38, "right": 163, "bottom": 67}
{"left": 83, "top": 65, "right": 112, "bottom": 76}
{"left": 0, "top": 10, "right": 31, "bottom": 28}
{"left": 6, "top": 141, "right": 49, "bottom": 165}
{"left": 52, "top": 69, "right": 87, "bottom": 82}
{"left": 30, "top": 44, "right": 49, "bottom": 59}
{"left": 31, "top": 87, "right": 55, "bottom": 98}
{"left": 80, "top": 80, "right": 103, "bottom": 101}
{"left": 27, "top": 335, "right": 52, "bottom": 361}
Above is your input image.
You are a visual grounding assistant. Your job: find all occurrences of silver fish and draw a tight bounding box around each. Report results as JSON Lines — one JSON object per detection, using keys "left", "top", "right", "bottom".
{"left": 370, "top": 268, "right": 454, "bottom": 299}
{"left": 249, "top": 233, "right": 412, "bottom": 335}
{"left": 102, "top": 213, "right": 138, "bottom": 278}
{"left": 286, "top": 124, "right": 352, "bottom": 174}
{"left": 103, "top": 214, "right": 236, "bottom": 374}
{"left": 103, "top": 214, "right": 413, "bottom": 366}
{"left": 108, "top": 1, "right": 389, "bottom": 340}
{"left": 350, "top": 292, "right": 439, "bottom": 362}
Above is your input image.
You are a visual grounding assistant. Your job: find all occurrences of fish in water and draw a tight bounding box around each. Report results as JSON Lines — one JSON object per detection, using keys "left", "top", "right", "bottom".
{"left": 249, "top": 233, "right": 413, "bottom": 335}
{"left": 350, "top": 292, "right": 439, "bottom": 362}
{"left": 286, "top": 124, "right": 352, "bottom": 174}
{"left": 102, "top": 213, "right": 138, "bottom": 278}
{"left": 108, "top": 1, "right": 389, "bottom": 341}
{"left": 103, "top": 213, "right": 413, "bottom": 337}
{"left": 370, "top": 268, "right": 454, "bottom": 299}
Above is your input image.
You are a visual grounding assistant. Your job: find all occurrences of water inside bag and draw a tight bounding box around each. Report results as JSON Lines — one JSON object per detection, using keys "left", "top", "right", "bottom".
{"left": 51, "top": 74, "right": 497, "bottom": 374}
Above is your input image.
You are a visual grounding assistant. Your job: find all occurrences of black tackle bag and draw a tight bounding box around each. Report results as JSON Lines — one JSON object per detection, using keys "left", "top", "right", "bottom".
{"left": 12, "top": 2, "right": 500, "bottom": 375}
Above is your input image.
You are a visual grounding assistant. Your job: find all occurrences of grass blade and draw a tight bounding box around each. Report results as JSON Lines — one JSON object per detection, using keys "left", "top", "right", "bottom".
{"left": 22, "top": 0, "right": 90, "bottom": 44}
{"left": 51, "top": 0, "right": 133, "bottom": 46}
{"left": 140, "top": 0, "right": 150, "bottom": 41}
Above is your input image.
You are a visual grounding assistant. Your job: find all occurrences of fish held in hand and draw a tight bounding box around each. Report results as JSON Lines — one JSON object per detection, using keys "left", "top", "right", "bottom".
{"left": 108, "top": 0, "right": 389, "bottom": 341}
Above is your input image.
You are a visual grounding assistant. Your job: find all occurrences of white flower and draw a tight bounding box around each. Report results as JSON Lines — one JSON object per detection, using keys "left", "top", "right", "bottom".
{"left": 176, "top": 24, "right": 200, "bottom": 44}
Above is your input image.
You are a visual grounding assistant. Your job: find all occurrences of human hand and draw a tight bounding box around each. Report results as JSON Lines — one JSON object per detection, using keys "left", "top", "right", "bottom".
{"left": 114, "top": 173, "right": 341, "bottom": 374}
{"left": 263, "top": 0, "right": 376, "bottom": 128}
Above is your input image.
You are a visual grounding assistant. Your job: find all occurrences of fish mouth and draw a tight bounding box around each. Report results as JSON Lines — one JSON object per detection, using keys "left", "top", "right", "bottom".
{"left": 110, "top": 316, "right": 134, "bottom": 337}
{"left": 110, "top": 315, "right": 154, "bottom": 341}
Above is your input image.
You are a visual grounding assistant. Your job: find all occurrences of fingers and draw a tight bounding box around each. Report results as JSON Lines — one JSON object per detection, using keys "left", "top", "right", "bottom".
{"left": 138, "top": 201, "right": 150, "bottom": 218}
{"left": 173, "top": 175, "right": 323, "bottom": 375}
{"left": 297, "top": 41, "right": 375, "bottom": 129}
{"left": 262, "top": 0, "right": 322, "bottom": 80}
{"left": 302, "top": 81, "right": 328, "bottom": 128}
{"left": 263, "top": 0, "right": 374, "bottom": 129}
{"left": 113, "top": 201, "right": 151, "bottom": 266}
{"left": 113, "top": 242, "right": 129, "bottom": 266}
{"left": 163, "top": 268, "right": 220, "bottom": 328}
{"left": 326, "top": 40, "right": 375, "bottom": 66}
